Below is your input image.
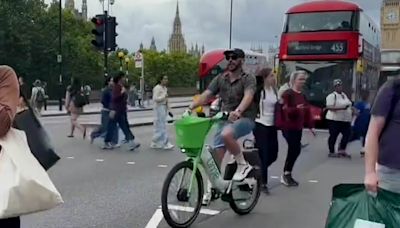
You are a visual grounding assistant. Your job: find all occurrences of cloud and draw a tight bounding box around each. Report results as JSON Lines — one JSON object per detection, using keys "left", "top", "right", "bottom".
{"left": 47, "top": 0, "right": 381, "bottom": 52}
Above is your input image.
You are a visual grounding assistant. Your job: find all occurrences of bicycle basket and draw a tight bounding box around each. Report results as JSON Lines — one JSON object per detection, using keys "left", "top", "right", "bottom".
{"left": 175, "top": 116, "right": 212, "bottom": 149}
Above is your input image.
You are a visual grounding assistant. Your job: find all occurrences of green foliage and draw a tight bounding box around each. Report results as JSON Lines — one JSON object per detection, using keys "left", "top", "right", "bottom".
{"left": 0, "top": 0, "right": 199, "bottom": 98}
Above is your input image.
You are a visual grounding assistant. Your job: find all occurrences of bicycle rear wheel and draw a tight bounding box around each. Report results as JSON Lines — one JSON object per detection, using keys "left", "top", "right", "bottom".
{"left": 229, "top": 169, "right": 261, "bottom": 215}
{"left": 161, "top": 161, "right": 204, "bottom": 228}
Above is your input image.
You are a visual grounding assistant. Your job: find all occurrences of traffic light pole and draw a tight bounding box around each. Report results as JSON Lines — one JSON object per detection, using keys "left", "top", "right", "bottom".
{"left": 58, "top": 0, "right": 63, "bottom": 111}
{"left": 104, "top": 10, "right": 109, "bottom": 77}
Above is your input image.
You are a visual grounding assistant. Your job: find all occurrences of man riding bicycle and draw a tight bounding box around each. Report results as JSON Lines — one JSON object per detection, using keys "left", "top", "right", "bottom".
{"left": 186, "top": 48, "right": 257, "bottom": 181}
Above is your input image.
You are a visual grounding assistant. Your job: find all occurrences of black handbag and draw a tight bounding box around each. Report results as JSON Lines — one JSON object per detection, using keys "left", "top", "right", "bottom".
{"left": 12, "top": 108, "right": 60, "bottom": 170}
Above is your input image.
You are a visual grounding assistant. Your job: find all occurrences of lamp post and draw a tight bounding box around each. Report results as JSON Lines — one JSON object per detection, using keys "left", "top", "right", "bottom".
{"left": 124, "top": 56, "right": 130, "bottom": 76}
{"left": 58, "top": 0, "right": 63, "bottom": 111}
{"left": 229, "top": 0, "right": 233, "bottom": 49}
{"left": 118, "top": 51, "right": 124, "bottom": 72}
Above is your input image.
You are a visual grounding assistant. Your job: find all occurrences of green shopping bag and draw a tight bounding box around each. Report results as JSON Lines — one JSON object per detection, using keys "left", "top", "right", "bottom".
{"left": 325, "top": 184, "right": 400, "bottom": 228}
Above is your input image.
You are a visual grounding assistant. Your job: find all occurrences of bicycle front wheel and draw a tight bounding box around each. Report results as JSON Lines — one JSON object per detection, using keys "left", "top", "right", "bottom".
{"left": 161, "top": 161, "right": 204, "bottom": 228}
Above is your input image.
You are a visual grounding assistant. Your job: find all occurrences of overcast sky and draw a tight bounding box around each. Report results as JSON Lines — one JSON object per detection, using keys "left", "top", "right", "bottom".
{"left": 47, "top": 0, "right": 381, "bottom": 52}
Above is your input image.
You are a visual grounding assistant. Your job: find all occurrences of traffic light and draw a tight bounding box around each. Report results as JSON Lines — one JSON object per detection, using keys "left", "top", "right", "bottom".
{"left": 91, "top": 14, "right": 105, "bottom": 50}
{"left": 106, "top": 16, "right": 118, "bottom": 51}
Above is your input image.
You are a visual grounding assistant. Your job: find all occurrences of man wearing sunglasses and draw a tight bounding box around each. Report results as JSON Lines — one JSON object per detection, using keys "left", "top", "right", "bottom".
{"left": 186, "top": 48, "right": 257, "bottom": 181}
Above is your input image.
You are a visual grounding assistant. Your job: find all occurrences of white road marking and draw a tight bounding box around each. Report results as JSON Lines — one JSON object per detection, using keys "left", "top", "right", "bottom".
{"left": 127, "top": 161, "right": 136, "bottom": 165}
{"left": 308, "top": 180, "right": 319, "bottom": 183}
{"left": 96, "top": 159, "right": 104, "bottom": 162}
{"left": 270, "top": 176, "right": 279, "bottom": 179}
{"left": 66, "top": 156, "right": 75, "bottom": 159}
{"left": 158, "top": 165, "right": 168, "bottom": 168}
{"left": 165, "top": 204, "right": 220, "bottom": 215}
{"left": 145, "top": 209, "right": 163, "bottom": 228}
{"left": 146, "top": 205, "right": 220, "bottom": 228}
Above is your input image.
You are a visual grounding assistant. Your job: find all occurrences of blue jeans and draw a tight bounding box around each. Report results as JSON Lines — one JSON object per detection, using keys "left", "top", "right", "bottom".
{"left": 152, "top": 105, "right": 169, "bottom": 145}
{"left": 214, "top": 118, "right": 255, "bottom": 148}
{"left": 91, "top": 109, "right": 119, "bottom": 144}
{"left": 105, "top": 111, "right": 134, "bottom": 143}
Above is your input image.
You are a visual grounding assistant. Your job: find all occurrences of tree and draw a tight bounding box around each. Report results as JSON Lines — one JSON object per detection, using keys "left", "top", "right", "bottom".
{"left": 0, "top": 1, "right": 200, "bottom": 99}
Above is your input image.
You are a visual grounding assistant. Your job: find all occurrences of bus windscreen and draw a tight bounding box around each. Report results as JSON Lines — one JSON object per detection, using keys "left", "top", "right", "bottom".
{"left": 285, "top": 11, "right": 356, "bottom": 33}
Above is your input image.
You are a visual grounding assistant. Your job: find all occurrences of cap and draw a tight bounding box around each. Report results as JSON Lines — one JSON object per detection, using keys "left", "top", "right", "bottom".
{"left": 223, "top": 48, "right": 245, "bottom": 58}
{"left": 333, "top": 79, "right": 342, "bottom": 86}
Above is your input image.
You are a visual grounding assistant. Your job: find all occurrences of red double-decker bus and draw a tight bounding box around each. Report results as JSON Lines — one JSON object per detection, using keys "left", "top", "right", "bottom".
{"left": 278, "top": 0, "right": 380, "bottom": 122}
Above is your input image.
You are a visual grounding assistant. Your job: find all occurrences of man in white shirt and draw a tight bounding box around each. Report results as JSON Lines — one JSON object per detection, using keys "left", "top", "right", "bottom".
{"left": 325, "top": 79, "right": 353, "bottom": 158}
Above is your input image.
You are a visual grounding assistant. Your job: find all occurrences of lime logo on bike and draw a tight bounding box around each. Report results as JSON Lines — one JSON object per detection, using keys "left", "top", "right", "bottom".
{"left": 207, "top": 157, "right": 220, "bottom": 181}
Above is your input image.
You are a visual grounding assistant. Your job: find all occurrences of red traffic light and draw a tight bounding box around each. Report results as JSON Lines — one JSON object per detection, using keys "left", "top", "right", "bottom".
{"left": 91, "top": 15, "right": 105, "bottom": 25}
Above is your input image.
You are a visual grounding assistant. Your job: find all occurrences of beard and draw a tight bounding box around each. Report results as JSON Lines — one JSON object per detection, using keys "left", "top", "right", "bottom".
{"left": 227, "top": 61, "right": 241, "bottom": 72}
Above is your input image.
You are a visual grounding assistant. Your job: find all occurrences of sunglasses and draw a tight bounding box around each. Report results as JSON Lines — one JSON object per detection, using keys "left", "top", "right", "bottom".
{"left": 225, "top": 55, "right": 238, "bottom": 61}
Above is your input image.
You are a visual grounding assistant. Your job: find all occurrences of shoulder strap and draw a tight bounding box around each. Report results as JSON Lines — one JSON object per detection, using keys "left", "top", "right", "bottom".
{"left": 334, "top": 93, "right": 337, "bottom": 106}
{"left": 381, "top": 81, "right": 400, "bottom": 136}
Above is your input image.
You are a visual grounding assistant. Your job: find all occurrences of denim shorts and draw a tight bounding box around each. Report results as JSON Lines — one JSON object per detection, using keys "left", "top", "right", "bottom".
{"left": 214, "top": 118, "right": 255, "bottom": 149}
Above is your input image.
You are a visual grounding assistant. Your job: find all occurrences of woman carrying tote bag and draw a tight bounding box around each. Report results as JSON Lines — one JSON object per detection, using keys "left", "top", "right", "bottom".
{"left": 0, "top": 66, "right": 63, "bottom": 227}
{"left": 0, "top": 65, "right": 21, "bottom": 227}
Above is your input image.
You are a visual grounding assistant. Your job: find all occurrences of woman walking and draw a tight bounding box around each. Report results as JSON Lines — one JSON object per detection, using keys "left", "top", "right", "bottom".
{"left": 65, "top": 78, "right": 86, "bottom": 138}
{"left": 90, "top": 77, "right": 119, "bottom": 145}
{"left": 281, "top": 70, "right": 314, "bottom": 187}
{"left": 0, "top": 65, "right": 21, "bottom": 227}
{"left": 151, "top": 75, "right": 174, "bottom": 150}
{"left": 253, "top": 68, "right": 279, "bottom": 194}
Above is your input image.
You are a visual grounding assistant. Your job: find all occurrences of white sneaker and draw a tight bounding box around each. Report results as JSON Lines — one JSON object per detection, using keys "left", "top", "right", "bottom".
{"left": 150, "top": 142, "right": 163, "bottom": 149}
{"left": 232, "top": 163, "right": 253, "bottom": 181}
{"left": 163, "top": 142, "right": 175, "bottom": 150}
{"left": 128, "top": 141, "right": 141, "bottom": 151}
{"left": 102, "top": 143, "right": 114, "bottom": 150}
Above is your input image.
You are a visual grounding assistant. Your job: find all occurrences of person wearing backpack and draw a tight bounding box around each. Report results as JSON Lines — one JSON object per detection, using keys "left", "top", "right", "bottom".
{"left": 253, "top": 67, "right": 279, "bottom": 194}
{"left": 365, "top": 78, "right": 400, "bottom": 194}
{"left": 325, "top": 79, "right": 353, "bottom": 158}
{"left": 30, "top": 79, "right": 45, "bottom": 115}
{"left": 65, "top": 78, "right": 86, "bottom": 138}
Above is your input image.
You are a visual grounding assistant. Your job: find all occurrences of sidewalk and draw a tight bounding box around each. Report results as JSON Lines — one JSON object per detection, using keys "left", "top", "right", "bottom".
{"left": 41, "top": 96, "right": 193, "bottom": 117}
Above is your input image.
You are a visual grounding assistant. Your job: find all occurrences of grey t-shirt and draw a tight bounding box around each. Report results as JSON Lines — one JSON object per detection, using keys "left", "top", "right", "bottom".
{"left": 207, "top": 72, "right": 257, "bottom": 120}
{"left": 371, "top": 80, "right": 400, "bottom": 169}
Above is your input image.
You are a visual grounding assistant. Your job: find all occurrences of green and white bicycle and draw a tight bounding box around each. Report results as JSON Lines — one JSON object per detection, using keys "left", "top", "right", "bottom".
{"left": 161, "top": 112, "right": 261, "bottom": 228}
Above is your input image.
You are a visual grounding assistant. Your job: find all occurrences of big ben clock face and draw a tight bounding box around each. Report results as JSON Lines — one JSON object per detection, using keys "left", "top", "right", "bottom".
{"left": 386, "top": 10, "right": 399, "bottom": 23}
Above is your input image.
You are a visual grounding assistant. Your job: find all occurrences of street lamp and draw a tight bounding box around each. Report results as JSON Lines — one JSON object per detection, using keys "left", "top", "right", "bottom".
{"left": 229, "top": 0, "right": 233, "bottom": 49}
{"left": 118, "top": 51, "right": 124, "bottom": 71}
{"left": 58, "top": 0, "right": 63, "bottom": 111}
{"left": 124, "top": 56, "right": 130, "bottom": 76}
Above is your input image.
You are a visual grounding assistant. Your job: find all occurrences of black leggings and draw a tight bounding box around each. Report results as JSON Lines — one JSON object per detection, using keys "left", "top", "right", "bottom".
{"left": 283, "top": 130, "right": 303, "bottom": 173}
{"left": 253, "top": 123, "right": 279, "bottom": 184}
{"left": 0, "top": 217, "right": 20, "bottom": 228}
{"left": 328, "top": 120, "right": 351, "bottom": 154}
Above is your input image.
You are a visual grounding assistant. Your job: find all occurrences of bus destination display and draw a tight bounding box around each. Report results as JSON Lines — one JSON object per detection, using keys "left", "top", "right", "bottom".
{"left": 288, "top": 41, "right": 348, "bottom": 55}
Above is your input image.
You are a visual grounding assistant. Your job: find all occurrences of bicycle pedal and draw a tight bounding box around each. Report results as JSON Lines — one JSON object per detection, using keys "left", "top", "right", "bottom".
{"left": 221, "top": 193, "right": 232, "bottom": 203}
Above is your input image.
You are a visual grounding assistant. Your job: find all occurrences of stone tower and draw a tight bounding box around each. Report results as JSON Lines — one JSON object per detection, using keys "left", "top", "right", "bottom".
{"left": 65, "top": 0, "right": 75, "bottom": 10}
{"left": 81, "top": 0, "right": 88, "bottom": 21}
{"left": 150, "top": 37, "right": 157, "bottom": 51}
{"left": 168, "top": 1, "right": 187, "bottom": 53}
{"left": 381, "top": 0, "right": 400, "bottom": 49}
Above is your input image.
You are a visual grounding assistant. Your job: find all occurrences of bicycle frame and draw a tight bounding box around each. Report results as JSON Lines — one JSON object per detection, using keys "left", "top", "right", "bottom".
{"left": 185, "top": 119, "right": 231, "bottom": 196}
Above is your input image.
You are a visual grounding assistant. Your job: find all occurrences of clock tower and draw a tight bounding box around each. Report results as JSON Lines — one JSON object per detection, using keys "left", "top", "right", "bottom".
{"left": 382, "top": 0, "right": 400, "bottom": 49}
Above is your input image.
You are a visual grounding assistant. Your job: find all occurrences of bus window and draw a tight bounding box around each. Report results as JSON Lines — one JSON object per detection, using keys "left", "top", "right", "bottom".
{"left": 279, "top": 61, "right": 354, "bottom": 107}
{"left": 286, "top": 11, "right": 356, "bottom": 33}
